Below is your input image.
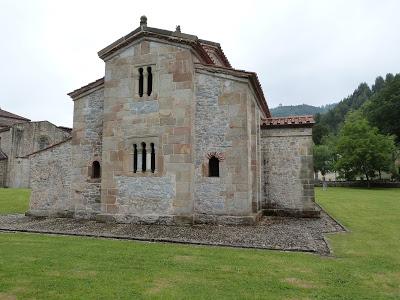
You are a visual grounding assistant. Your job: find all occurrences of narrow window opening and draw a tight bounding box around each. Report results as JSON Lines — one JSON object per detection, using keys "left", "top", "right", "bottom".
{"left": 133, "top": 144, "right": 137, "bottom": 173}
{"left": 209, "top": 156, "right": 219, "bottom": 177}
{"left": 141, "top": 142, "right": 146, "bottom": 172}
{"left": 150, "top": 143, "right": 155, "bottom": 173}
{"left": 147, "top": 67, "right": 153, "bottom": 96}
{"left": 92, "top": 161, "right": 101, "bottom": 179}
{"left": 138, "top": 68, "right": 144, "bottom": 97}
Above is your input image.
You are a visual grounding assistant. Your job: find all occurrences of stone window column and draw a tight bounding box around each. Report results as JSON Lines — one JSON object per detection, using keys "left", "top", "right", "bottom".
{"left": 137, "top": 150, "right": 142, "bottom": 172}
{"left": 143, "top": 71, "right": 148, "bottom": 98}
{"left": 146, "top": 151, "right": 151, "bottom": 172}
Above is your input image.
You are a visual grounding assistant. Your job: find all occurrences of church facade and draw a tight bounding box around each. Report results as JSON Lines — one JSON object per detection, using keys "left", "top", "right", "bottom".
{"left": 27, "top": 17, "right": 319, "bottom": 224}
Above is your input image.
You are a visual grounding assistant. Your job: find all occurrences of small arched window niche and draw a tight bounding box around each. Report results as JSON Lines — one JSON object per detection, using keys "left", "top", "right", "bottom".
{"left": 92, "top": 161, "right": 101, "bottom": 179}
{"left": 206, "top": 152, "right": 224, "bottom": 178}
{"left": 208, "top": 156, "right": 219, "bottom": 177}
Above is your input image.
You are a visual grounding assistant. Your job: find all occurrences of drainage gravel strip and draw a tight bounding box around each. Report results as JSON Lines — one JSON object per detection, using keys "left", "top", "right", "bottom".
{"left": 0, "top": 210, "right": 345, "bottom": 255}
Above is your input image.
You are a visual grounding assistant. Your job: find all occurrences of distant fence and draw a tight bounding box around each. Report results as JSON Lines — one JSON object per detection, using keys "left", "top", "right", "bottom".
{"left": 314, "top": 180, "right": 400, "bottom": 188}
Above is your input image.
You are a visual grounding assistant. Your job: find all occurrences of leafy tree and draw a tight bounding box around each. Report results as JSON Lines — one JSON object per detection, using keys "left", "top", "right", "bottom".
{"left": 313, "top": 144, "right": 335, "bottom": 176}
{"left": 372, "top": 76, "right": 385, "bottom": 93}
{"left": 335, "top": 113, "right": 396, "bottom": 187}
{"left": 312, "top": 114, "right": 330, "bottom": 144}
{"left": 364, "top": 74, "right": 400, "bottom": 143}
{"left": 316, "top": 82, "right": 372, "bottom": 137}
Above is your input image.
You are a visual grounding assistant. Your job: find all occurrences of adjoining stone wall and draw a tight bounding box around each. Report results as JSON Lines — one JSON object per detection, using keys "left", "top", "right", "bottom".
{"left": 261, "top": 127, "right": 319, "bottom": 217}
{"left": 194, "top": 71, "right": 262, "bottom": 224}
{"left": 0, "top": 129, "right": 12, "bottom": 158}
{"left": 0, "top": 129, "right": 11, "bottom": 187}
{"left": 99, "top": 40, "right": 195, "bottom": 224}
{"left": 71, "top": 88, "right": 104, "bottom": 219}
{"left": 0, "top": 160, "right": 7, "bottom": 187}
{"left": 28, "top": 140, "right": 73, "bottom": 217}
{"left": 7, "top": 121, "right": 71, "bottom": 188}
{"left": 9, "top": 157, "right": 30, "bottom": 187}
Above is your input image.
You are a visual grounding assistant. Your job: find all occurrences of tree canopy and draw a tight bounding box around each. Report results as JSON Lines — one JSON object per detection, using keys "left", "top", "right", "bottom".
{"left": 335, "top": 113, "right": 396, "bottom": 185}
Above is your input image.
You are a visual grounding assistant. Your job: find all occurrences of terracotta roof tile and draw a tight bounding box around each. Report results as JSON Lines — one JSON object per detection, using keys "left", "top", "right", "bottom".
{"left": 261, "top": 115, "right": 315, "bottom": 128}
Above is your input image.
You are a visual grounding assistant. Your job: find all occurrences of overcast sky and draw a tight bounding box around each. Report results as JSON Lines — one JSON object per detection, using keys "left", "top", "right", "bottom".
{"left": 1, "top": 0, "right": 400, "bottom": 126}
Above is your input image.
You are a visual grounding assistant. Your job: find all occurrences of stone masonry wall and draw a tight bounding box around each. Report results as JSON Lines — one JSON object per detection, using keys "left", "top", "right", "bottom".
{"left": 7, "top": 121, "right": 71, "bottom": 188}
{"left": 0, "top": 129, "right": 11, "bottom": 187}
{"left": 261, "top": 127, "right": 319, "bottom": 217}
{"left": 100, "top": 40, "right": 195, "bottom": 224}
{"left": 194, "top": 71, "right": 262, "bottom": 224}
{"left": 0, "top": 160, "right": 7, "bottom": 187}
{"left": 0, "top": 129, "right": 12, "bottom": 158}
{"left": 28, "top": 140, "right": 73, "bottom": 216}
{"left": 71, "top": 88, "right": 104, "bottom": 219}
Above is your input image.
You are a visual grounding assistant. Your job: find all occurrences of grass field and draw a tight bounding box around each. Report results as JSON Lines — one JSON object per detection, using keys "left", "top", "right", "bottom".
{"left": 0, "top": 188, "right": 399, "bottom": 299}
{"left": 0, "top": 188, "right": 30, "bottom": 214}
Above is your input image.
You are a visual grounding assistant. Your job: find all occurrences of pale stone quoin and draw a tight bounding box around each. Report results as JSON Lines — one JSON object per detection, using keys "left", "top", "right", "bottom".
{"left": 8, "top": 16, "right": 320, "bottom": 224}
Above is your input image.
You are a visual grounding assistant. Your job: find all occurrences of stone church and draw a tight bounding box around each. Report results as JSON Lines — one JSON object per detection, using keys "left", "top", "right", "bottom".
{"left": 25, "top": 17, "right": 318, "bottom": 224}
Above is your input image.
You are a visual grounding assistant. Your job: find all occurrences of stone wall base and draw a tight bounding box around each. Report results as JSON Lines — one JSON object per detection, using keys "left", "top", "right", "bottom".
{"left": 27, "top": 210, "right": 263, "bottom": 225}
{"left": 263, "top": 207, "right": 320, "bottom": 218}
{"left": 26, "top": 209, "right": 74, "bottom": 218}
{"left": 94, "top": 213, "right": 193, "bottom": 225}
{"left": 193, "top": 212, "right": 262, "bottom": 225}
{"left": 94, "top": 213, "right": 262, "bottom": 225}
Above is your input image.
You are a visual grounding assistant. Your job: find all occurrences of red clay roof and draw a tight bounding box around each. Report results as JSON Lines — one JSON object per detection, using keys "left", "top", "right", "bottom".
{"left": 0, "top": 108, "right": 30, "bottom": 121}
{"left": 261, "top": 115, "right": 315, "bottom": 128}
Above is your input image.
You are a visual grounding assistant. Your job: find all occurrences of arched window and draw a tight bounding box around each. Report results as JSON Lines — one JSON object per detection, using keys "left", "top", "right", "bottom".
{"left": 147, "top": 67, "right": 153, "bottom": 96}
{"left": 38, "top": 136, "right": 50, "bottom": 150}
{"left": 92, "top": 161, "right": 101, "bottom": 179}
{"left": 209, "top": 156, "right": 219, "bottom": 177}
{"left": 138, "top": 68, "right": 144, "bottom": 97}
{"left": 141, "top": 142, "right": 146, "bottom": 172}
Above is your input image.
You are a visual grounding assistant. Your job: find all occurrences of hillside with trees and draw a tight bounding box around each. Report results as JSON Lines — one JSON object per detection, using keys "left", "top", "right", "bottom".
{"left": 312, "top": 73, "right": 400, "bottom": 183}
{"left": 270, "top": 104, "right": 336, "bottom": 117}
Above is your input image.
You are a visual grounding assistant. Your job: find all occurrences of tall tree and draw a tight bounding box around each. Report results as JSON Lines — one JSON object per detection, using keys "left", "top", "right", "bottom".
{"left": 335, "top": 113, "right": 396, "bottom": 187}
{"left": 313, "top": 144, "right": 335, "bottom": 177}
{"left": 364, "top": 74, "right": 400, "bottom": 143}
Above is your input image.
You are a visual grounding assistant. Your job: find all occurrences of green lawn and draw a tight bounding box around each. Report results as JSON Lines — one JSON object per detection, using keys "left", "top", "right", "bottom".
{"left": 0, "top": 188, "right": 30, "bottom": 214}
{"left": 0, "top": 188, "right": 399, "bottom": 299}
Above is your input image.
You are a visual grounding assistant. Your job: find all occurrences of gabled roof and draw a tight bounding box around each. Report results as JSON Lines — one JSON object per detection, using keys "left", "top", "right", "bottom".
{"left": 70, "top": 16, "right": 270, "bottom": 117}
{"left": 97, "top": 16, "right": 231, "bottom": 68}
{"left": 195, "top": 63, "right": 270, "bottom": 118}
{"left": 0, "top": 108, "right": 30, "bottom": 122}
{"left": 261, "top": 115, "right": 315, "bottom": 128}
{"left": 68, "top": 78, "right": 104, "bottom": 100}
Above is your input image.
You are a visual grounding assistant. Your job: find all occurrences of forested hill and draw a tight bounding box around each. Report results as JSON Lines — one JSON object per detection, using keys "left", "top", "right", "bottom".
{"left": 270, "top": 104, "right": 336, "bottom": 117}
{"left": 313, "top": 73, "right": 400, "bottom": 144}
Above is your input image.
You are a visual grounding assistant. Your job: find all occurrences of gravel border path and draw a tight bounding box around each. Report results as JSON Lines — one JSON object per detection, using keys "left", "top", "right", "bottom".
{"left": 0, "top": 209, "right": 345, "bottom": 255}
